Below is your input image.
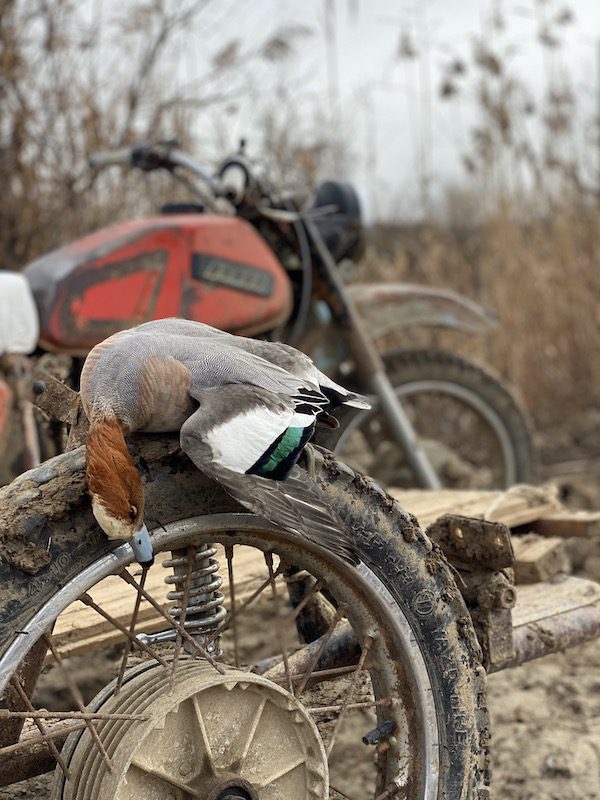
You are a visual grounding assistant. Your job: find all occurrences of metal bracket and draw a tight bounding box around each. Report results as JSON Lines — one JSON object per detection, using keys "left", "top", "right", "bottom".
{"left": 30, "top": 370, "right": 89, "bottom": 450}
{"left": 427, "top": 514, "right": 516, "bottom": 671}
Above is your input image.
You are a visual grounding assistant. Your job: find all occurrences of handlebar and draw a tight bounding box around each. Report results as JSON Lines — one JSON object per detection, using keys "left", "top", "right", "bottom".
{"left": 88, "top": 147, "right": 135, "bottom": 168}
{"left": 88, "top": 141, "right": 245, "bottom": 203}
{"left": 87, "top": 142, "right": 308, "bottom": 217}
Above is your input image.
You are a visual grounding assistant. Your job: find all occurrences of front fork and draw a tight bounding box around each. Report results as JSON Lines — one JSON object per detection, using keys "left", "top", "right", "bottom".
{"left": 303, "top": 221, "right": 441, "bottom": 490}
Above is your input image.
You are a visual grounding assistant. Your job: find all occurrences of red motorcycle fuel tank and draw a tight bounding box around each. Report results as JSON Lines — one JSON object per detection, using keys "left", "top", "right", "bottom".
{"left": 24, "top": 215, "right": 293, "bottom": 353}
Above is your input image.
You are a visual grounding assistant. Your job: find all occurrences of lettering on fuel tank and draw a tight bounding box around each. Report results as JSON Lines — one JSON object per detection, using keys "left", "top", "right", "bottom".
{"left": 192, "top": 253, "right": 274, "bottom": 298}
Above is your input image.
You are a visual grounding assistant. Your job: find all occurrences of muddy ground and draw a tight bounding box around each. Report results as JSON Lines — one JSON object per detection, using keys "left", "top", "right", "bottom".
{"left": 1, "top": 416, "right": 599, "bottom": 799}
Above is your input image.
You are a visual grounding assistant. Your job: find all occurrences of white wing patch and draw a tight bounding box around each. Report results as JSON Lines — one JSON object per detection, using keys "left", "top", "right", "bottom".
{"left": 290, "top": 411, "right": 316, "bottom": 427}
{"left": 206, "top": 405, "right": 294, "bottom": 473}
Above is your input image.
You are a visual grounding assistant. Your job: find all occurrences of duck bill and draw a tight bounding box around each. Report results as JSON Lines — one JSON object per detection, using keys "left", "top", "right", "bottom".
{"left": 130, "top": 523, "right": 154, "bottom": 568}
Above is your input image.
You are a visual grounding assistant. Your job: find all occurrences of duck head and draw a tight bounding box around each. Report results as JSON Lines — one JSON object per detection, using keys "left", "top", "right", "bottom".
{"left": 86, "top": 418, "right": 154, "bottom": 567}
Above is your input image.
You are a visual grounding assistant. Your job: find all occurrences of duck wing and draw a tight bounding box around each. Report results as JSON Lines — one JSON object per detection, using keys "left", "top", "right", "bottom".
{"left": 133, "top": 319, "right": 370, "bottom": 411}
{"left": 210, "top": 336, "right": 371, "bottom": 411}
{"left": 179, "top": 384, "right": 358, "bottom": 564}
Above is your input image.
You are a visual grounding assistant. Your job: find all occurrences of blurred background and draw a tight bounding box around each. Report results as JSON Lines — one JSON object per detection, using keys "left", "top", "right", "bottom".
{"left": 2, "top": 0, "right": 598, "bottom": 484}
{"left": 1, "top": 3, "right": 600, "bottom": 798}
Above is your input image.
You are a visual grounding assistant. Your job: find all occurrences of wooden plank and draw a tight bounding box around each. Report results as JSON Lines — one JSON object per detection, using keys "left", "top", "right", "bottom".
{"left": 391, "top": 489, "right": 499, "bottom": 528}
{"left": 512, "top": 535, "right": 568, "bottom": 584}
{"left": 391, "top": 486, "right": 562, "bottom": 530}
{"left": 528, "top": 510, "right": 600, "bottom": 539}
{"left": 512, "top": 575, "right": 600, "bottom": 627}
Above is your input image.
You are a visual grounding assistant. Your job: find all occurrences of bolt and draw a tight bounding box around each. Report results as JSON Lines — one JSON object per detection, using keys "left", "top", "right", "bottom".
{"left": 32, "top": 380, "right": 46, "bottom": 395}
{"left": 497, "top": 585, "right": 517, "bottom": 609}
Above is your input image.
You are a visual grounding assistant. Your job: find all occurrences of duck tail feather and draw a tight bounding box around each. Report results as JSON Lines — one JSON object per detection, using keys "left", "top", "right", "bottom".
{"left": 214, "top": 464, "right": 359, "bottom": 565}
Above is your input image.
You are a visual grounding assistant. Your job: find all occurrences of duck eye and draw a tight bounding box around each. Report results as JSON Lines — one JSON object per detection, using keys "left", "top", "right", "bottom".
{"left": 129, "top": 505, "right": 137, "bottom": 521}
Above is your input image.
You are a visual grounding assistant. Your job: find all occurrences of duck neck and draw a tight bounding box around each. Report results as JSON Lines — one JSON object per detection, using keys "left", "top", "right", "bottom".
{"left": 86, "top": 416, "right": 141, "bottom": 522}
{"left": 86, "top": 416, "right": 130, "bottom": 468}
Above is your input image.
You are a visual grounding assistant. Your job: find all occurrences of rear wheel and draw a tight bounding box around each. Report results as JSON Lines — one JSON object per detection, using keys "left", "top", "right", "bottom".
{"left": 0, "top": 447, "right": 489, "bottom": 798}
{"left": 334, "top": 349, "right": 533, "bottom": 490}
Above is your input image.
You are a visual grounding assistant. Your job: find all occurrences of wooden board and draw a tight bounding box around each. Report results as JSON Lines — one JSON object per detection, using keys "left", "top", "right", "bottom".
{"left": 528, "top": 510, "right": 600, "bottom": 539}
{"left": 391, "top": 485, "right": 562, "bottom": 530}
{"left": 512, "top": 535, "right": 568, "bottom": 584}
{"left": 512, "top": 575, "right": 600, "bottom": 628}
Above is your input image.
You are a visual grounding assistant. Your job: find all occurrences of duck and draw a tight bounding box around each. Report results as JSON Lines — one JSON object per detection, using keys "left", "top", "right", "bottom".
{"left": 80, "top": 318, "right": 370, "bottom": 567}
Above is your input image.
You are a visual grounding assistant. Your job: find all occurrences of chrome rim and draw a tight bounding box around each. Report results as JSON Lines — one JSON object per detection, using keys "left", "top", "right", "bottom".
{"left": 1, "top": 514, "right": 439, "bottom": 800}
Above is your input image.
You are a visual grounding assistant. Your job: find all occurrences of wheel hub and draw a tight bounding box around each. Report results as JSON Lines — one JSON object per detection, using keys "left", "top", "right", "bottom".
{"left": 207, "top": 778, "right": 257, "bottom": 799}
{"left": 54, "top": 660, "right": 328, "bottom": 800}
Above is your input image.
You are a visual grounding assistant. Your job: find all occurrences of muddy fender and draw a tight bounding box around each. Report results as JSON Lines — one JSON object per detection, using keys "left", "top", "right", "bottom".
{"left": 346, "top": 282, "right": 495, "bottom": 338}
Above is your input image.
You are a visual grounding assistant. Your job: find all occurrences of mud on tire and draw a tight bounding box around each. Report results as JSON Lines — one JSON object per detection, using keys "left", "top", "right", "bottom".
{"left": 0, "top": 443, "right": 490, "bottom": 798}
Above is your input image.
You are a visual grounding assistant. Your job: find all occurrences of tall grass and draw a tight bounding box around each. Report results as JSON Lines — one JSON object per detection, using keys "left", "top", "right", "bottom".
{"left": 361, "top": 197, "right": 600, "bottom": 429}
{"left": 361, "top": 1, "right": 600, "bottom": 430}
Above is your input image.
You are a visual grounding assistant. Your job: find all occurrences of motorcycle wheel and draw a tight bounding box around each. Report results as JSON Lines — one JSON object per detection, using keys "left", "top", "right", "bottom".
{"left": 331, "top": 348, "right": 534, "bottom": 490}
{"left": 0, "top": 445, "right": 489, "bottom": 799}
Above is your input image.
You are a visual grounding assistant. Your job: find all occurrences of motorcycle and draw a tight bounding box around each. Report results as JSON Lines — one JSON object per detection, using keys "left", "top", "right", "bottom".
{"left": 0, "top": 140, "right": 532, "bottom": 488}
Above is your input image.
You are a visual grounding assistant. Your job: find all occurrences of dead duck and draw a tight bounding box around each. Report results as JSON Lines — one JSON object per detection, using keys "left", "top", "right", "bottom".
{"left": 80, "top": 318, "right": 369, "bottom": 567}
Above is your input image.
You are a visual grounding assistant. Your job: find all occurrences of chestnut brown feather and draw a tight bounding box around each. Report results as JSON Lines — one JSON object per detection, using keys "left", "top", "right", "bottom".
{"left": 86, "top": 418, "right": 144, "bottom": 524}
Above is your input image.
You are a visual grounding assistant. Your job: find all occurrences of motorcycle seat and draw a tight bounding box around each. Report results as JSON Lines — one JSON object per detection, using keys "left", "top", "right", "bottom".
{"left": 0, "top": 271, "right": 39, "bottom": 355}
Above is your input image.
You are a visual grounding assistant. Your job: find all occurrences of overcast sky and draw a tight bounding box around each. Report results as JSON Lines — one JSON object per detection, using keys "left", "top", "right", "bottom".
{"left": 181, "top": 0, "right": 600, "bottom": 219}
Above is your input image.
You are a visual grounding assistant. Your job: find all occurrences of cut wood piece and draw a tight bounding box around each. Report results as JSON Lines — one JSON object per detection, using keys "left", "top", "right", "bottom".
{"left": 512, "top": 574, "right": 600, "bottom": 628}
{"left": 527, "top": 510, "right": 600, "bottom": 539}
{"left": 391, "top": 485, "right": 563, "bottom": 530}
{"left": 512, "top": 534, "right": 568, "bottom": 584}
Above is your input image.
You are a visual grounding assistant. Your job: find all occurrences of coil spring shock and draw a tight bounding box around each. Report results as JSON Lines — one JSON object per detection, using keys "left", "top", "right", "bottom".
{"left": 163, "top": 544, "right": 226, "bottom": 643}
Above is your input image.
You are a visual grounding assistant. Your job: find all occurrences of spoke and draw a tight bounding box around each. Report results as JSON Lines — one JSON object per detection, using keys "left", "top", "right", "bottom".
{"left": 205, "top": 563, "right": 285, "bottom": 647}
{"left": 295, "top": 604, "right": 346, "bottom": 696}
{"left": 43, "top": 633, "right": 113, "bottom": 772}
{"left": 225, "top": 544, "right": 239, "bottom": 668}
{"left": 0, "top": 710, "right": 148, "bottom": 721}
{"left": 79, "top": 593, "right": 169, "bottom": 669}
{"left": 255, "top": 620, "right": 357, "bottom": 678}
{"left": 264, "top": 552, "right": 293, "bottom": 695}
{"left": 115, "top": 565, "right": 149, "bottom": 695}
{"left": 282, "top": 575, "right": 327, "bottom": 625}
{"left": 170, "top": 547, "right": 194, "bottom": 685}
{"left": 118, "top": 569, "right": 225, "bottom": 674}
{"left": 238, "top": 696, "right": 266, "bottom": 764}
{"left": 0, "top": 722, "right": 88, "bottom": 757}
{"left": 375, "top": 783, "right": 401, "bottom": 800}
{"left": 270, "top": 665, "right": 358, "bottom": 686}
{"left": 9, "top": 675, "right": 70, "bottom": 778}
{"left": 307, "top": 697, "right": 392, "bottom": 714}
{"left": 256, "top": 753, "right": 306, "bottom": 789}
{"left": 131, "top": 758, "right": 202, "bottom": 797}
{"left": 326, "top": 634, "right": 375, "bottom": 757}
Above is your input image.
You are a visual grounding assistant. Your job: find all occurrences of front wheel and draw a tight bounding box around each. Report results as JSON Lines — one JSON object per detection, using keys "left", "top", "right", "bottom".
{"left": 0, "top": 444, "right": 489, "bottom": 799}
{"left": 333, "top": 349, "right": 534, "bottom": 490}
